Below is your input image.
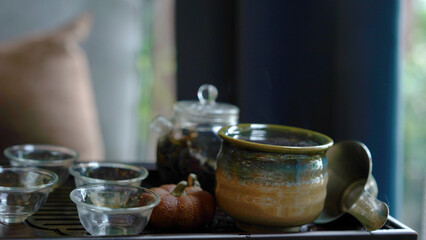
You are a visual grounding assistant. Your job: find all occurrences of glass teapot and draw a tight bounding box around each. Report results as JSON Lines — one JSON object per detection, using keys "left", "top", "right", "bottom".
{"left": 150, "top": 84, "right": 239, "bottom": 193}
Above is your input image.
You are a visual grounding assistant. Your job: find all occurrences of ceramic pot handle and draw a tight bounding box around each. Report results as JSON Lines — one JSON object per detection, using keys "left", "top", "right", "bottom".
{"left": 345, "top": 183, "right": 389, "bottom": 231}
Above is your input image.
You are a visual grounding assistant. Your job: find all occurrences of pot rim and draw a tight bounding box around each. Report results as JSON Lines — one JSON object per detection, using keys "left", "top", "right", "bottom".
{"left": 218, "top": 123, "right": 333, "bottom": 154}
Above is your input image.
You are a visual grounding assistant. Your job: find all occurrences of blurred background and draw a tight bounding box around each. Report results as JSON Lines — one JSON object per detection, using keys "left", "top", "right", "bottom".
{"left": 0, "top": 0, "right": 175, "bottom": 163}
{"left": 402, "top": 0, "right": 426, "bottom": 237}
{"left": 0, "top": 0, "right": 425, "bottom": 238}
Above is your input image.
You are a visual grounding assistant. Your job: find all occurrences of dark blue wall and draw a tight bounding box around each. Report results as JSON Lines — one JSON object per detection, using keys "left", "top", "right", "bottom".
{"left": 176, "top": 0, "right": 402, "bottom": 218}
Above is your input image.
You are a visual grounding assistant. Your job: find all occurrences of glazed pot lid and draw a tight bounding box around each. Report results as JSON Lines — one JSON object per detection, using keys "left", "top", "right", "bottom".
{"left": 174, "top": 84, "right": 239, "bottom": 124}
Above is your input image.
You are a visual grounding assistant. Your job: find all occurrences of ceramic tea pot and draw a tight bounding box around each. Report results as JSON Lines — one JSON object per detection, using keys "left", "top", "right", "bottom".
{"left": 215, "top": 124, "right": 334, "bottom": 232}
{"left": 150, "top": 84, "right": 239, "bottom": 193}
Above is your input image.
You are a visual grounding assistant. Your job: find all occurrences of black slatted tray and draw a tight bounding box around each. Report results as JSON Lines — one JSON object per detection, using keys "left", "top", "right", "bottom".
{"left": 0, "top": 164, "right": 418, "bottom": 240}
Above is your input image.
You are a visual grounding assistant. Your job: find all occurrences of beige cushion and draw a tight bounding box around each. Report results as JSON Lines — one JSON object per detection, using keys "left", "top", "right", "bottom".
{"left": 0, "top": 14, "right": 105, "bottom": 161}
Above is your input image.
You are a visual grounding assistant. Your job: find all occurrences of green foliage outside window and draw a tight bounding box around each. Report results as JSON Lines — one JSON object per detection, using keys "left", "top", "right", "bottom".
{"left": 402, "top": 0, "right": 426, "bottom": 235}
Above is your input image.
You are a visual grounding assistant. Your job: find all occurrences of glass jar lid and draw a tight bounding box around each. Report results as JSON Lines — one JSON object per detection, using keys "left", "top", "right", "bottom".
{"left": 174, "top": 84, "right": 239, "bottom": 124}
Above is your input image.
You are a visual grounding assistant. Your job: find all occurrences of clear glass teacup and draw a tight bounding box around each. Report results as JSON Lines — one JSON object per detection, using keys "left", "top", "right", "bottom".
{"left": 4, "top": 144, "right": 79, "bottom": 189}
{"left": 0, "top": 167, "right": 58, "bottom": 224}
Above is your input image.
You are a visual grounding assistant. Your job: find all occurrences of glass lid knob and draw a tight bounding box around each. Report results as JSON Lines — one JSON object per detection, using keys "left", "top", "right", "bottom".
{"left": 197, "top": 84, "right": 218, "bottom": 105}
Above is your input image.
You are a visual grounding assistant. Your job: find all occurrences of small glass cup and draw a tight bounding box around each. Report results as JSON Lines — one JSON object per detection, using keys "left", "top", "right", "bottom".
{"left": 70, "top": 184, "right": 160, "bottom": 236}
{"left": 0, "top": 167, "right": 58, "bottom": 224}
{"left": 4, "top": 144, "right": 79, "bottom": 189}
{"left": 69, "top": 162, "right": 149, "bottom": 187}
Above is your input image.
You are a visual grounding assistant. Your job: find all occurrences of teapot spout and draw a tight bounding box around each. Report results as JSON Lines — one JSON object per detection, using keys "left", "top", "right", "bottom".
{"left": 150, "top": 115, "right": 172, "bottom": 137}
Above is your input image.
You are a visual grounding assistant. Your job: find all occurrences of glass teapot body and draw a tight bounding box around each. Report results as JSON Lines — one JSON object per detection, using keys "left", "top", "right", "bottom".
{"left": 150, "top": 85, "right": 239, "bottom": 193}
